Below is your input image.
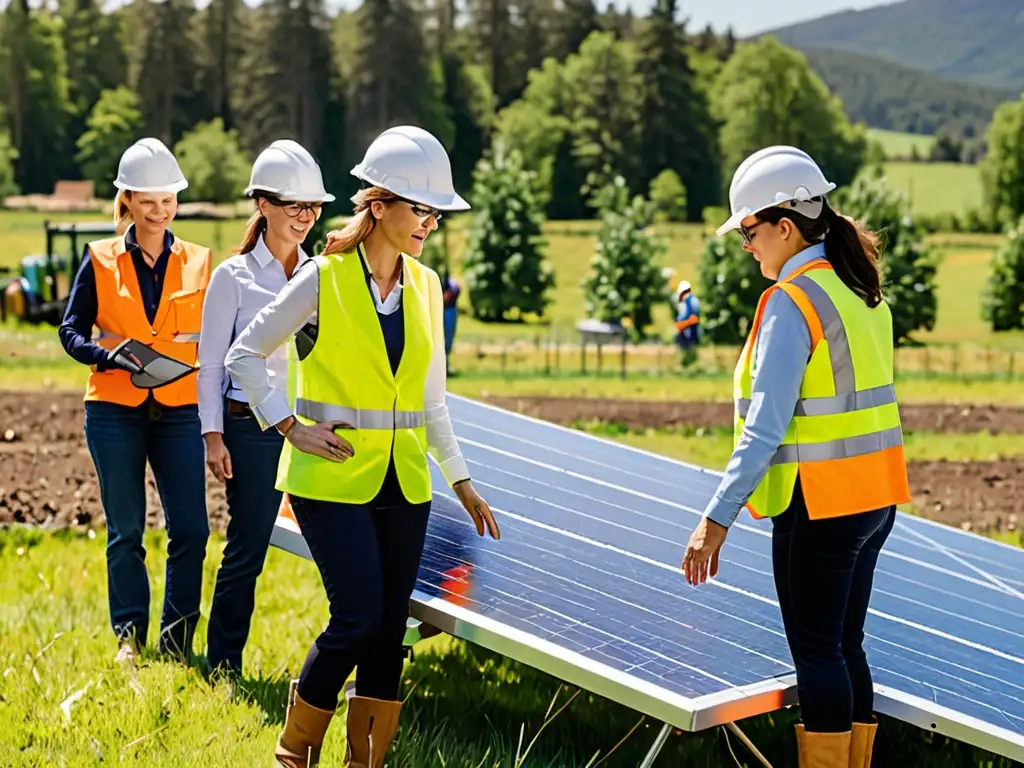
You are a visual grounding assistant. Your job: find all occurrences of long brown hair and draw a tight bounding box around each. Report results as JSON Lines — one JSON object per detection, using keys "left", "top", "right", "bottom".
{"left": 322, "top": 187, "right": 398, "bottom": 256}
{"left": 114, "top": 190, "right": 133, "bottom": 235}
{"left": 235, "top": 206, "right": 269, "bottom": 255}
{"left": 761, "top": 200, "right": 883, "bottom": 308}
{"left": 822, "top": 206, "right": 883, "bottom": 308}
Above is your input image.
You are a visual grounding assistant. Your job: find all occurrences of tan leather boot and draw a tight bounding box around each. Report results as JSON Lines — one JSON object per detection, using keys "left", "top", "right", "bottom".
{"left": 345, "top": 695, "right": 403, "bottom": 768}
{"left": 850, "top": 719, "right": 878, "bottom": 767}
{"left": 275, "top": 679, "right": 335, "bottom": 768}
{"left": 795, "top": 724, "right": 852, "bottom": 768}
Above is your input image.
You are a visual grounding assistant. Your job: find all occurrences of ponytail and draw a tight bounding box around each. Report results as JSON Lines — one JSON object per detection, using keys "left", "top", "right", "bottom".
{"left": 113, "top": 190, "right": 133, "bottom": 236}
{"left": 322, "top": 208, "right": 375, "bottom": 255}
{"left": 321, "top": 186, "right": 398, "bottom": 256}
{"left": 235, "top": 209, "right": 268, "bottom": 255}
{"left": 823, "top": 206, "right": 883, "bottom": 308}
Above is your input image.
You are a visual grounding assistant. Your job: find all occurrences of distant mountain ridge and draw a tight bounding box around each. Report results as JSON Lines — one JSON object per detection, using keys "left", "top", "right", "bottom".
{"left": 761, "top": 0, "right": 1024, "bottom": 92}
{"left": 801, "top": 46, "right": 1015, "bottom": 137}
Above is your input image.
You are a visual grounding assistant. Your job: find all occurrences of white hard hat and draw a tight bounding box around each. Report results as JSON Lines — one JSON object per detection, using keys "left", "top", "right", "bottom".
{"left": 113, "top": 138, "right": 188, "bottom": 193}
{"left": 245, "top": 139, "right": 335, "bottom": 203}
{"left": 676, "top": 280, "right": 692, "bottom": 298}
{"left": 350, "top": 125, "right": 469, "bottom": 212}
{"left": 716, "top": 146, "right": 836, "bottom": 237}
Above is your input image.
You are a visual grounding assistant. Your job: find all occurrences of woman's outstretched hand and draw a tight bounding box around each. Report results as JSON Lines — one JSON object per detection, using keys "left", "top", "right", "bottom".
{"left": 681, "top": 517, "right": 728, "bottom": 585}
{"left": 454, "top": 481, "right": 500, "bottom": 540}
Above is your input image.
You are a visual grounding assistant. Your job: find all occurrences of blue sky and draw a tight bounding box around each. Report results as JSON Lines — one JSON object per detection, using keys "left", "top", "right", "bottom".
{"left": 632, "top": 0, "right": 894, "bottom": 36}
{"left": 320, "top": 0, "right": 897, "bottom": 37}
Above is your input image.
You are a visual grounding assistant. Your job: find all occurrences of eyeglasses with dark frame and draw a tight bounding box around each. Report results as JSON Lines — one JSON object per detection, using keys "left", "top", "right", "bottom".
{"left": 264, "top": 198, "right": 323, "bottom": 218}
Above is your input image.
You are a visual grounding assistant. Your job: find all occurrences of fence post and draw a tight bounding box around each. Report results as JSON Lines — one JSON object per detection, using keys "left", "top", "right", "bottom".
{"left": 620, "top": 341, "right": 627, "bottom": 380}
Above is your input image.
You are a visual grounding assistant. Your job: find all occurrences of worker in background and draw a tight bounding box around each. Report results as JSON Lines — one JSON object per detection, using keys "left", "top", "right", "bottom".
{"left": 680, "top": 146, "right": 910, "bottom": 768}
{"left": 673, "top": 279, "right": 700, "bottom": 364}
{"left": 225, "top": 125, "right": 500, "bottom": 768}
{"left": 57, "top": 138, "right": 212, "bottom": 667}
{"left": 197, "top": 140, "right": 334, "bottom": 680}
{"left": 441, "top": 270, "right": 460, "bottom": 373}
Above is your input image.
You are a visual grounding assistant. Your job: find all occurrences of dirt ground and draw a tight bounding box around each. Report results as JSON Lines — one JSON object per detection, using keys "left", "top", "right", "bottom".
{"left": 0, "top": 391, "right": 1021, "bottom": 536}
{"left": 482, "top": 396, "right": 1024, "bottom": 435}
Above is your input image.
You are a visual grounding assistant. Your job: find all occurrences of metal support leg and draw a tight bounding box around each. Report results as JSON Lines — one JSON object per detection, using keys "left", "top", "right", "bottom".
{"left": 638, "top": 722, "right": 672, "bottom": 767}
{"left": 725, "top": 721, "right": 773, "bottom": 768}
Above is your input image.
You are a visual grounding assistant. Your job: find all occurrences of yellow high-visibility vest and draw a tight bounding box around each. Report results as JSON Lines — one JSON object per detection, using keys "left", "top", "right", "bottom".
{"left": 734, "top": 256, "right": 912, "bottom": 520}
{"left": 276, "top": 249, "right": 439, "bottom": 505}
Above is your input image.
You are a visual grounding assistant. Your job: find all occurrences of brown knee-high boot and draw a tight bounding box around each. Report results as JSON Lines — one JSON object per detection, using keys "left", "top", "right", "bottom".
{"left": 850, "top": 719, "right": 878, "bottom": 768}
{"left": 795, "top": 724, "right": 852, "bottom": 768}
{"left": 275, "top": 679, "right": 336, "bottom": 768}
{"left": 345, "top": 695, "right": 402, "bottom": 768}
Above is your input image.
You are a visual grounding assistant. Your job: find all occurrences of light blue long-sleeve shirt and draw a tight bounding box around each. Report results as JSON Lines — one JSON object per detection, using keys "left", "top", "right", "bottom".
{"left": 703, "top": 243, "right": 826, "bottom": 529}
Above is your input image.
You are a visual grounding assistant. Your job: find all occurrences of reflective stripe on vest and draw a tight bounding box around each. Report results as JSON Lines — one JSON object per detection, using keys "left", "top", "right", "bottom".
{"left": 274, "top": 249, "right": 438, "bottom": 506}
{"left": 735, "top": 255, "right": 911, "bottom": 521}
{"left": 295, "top": 397, "right": 425, "bottom": 430}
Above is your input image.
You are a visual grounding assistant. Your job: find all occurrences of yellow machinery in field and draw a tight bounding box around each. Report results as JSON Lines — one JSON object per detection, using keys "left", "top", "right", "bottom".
{"left": 0, "top": 220, "right": 119, "bottom": 326}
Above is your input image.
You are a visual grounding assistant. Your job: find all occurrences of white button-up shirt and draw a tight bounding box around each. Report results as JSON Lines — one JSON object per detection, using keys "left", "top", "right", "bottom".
{"left": 224, "top": 251, "right": 470, "bottom": 486}
{"left": 197, "top": 234, "right": 311, "bottom": 435}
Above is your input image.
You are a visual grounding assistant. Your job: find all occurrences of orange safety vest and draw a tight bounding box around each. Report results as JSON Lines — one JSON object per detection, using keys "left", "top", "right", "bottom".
{"left": 84, "top": 235, "right": 211, "bottom": 407}
{"left": 734, "top": 257, "right": 911, "bottom": 521}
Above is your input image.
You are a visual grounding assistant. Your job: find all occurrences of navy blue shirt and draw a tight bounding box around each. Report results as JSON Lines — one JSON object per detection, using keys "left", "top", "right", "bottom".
{"left": 58, "top": 225, "right": 175, "bottom": 370}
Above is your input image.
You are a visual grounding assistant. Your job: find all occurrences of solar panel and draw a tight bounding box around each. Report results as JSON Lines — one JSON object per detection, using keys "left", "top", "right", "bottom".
{"left": 270, "top": 394, "right": 1024, "bottom": 764}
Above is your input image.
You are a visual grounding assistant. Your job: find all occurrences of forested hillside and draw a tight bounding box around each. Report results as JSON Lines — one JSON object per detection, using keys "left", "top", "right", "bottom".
{"left": 801, "top": 47, "right": 1013, "bottom": 138}
{"left": 765, "top": 0, "right": 1024, "bottom": 91}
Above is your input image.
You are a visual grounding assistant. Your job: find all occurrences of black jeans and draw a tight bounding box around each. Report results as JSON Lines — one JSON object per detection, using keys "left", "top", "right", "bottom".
{"left": 772, "top": 477, "right": 896, "bottom": 733}
{"left": 206, "top": 405, "right": 285, "bottom": 675}
{"left": 290, "top": 487, "right": 431, "bottom": 710}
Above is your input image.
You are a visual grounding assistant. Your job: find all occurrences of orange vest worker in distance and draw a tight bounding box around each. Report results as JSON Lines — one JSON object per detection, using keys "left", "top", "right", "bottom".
{"left": 57, "top": 137, "right": 212, "bottom": 669}
{"left": 85, "top": 235, "right": 210, "bottom": 407}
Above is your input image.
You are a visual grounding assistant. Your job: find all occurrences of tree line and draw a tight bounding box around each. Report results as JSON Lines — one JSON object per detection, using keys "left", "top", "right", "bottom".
{"left": 0, "top": 0, "right": 860, "bottom": 222}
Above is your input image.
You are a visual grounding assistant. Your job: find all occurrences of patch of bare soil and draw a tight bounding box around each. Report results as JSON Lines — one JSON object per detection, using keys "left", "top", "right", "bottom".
{"left": 481, "top": 396, "right": 1024, "bottom": 434}
{"left": 0, "top": 391, "right": 1020, "bottom": 536}
{"left": 0, "top": 391, "right": 227, "bottom": 532}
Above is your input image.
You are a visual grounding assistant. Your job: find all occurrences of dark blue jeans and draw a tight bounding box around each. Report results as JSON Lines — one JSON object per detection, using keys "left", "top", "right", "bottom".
{"left": 84, "top": 399, "right": 208, "bottom": 657}
{"left": 206, "top": 406, "right": 284, "bottom": 674}
{"left": 772, "top": 477, "right": 896, "bottom": 733}
{"left": 290, "top": 485, "right": 431, "bottom": 710}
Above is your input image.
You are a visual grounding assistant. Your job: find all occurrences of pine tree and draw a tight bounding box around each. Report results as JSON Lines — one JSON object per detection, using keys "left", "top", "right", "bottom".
{"left": 581, "top": 174, "right": 667, "bottom": 340}
{"left": 462, "top": 142, "right": 554, "bottom": 321}
{"left": 60, "top": 0, "right": 128, "bottom": 172}
{"left": 133, "top": 0, "right": 204, "bottom": 146}
{"left": 193, "top": 0, "right": 248, "bottom": 130}
{"left": 982, "top": 216, "right": 1024, "bottom": 331}
{"left": 346, "top": 0, "right": 450, "bottom": 168}
{"left": 635, "top": 0, "right": 718, "bottom": 221}
{"left": 0, "top": 1, "right": 70, "bottom": 193}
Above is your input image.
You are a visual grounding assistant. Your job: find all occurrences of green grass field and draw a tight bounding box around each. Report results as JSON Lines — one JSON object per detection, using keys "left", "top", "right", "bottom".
{"left": 0, "top": 206, "right": 1017, "bottom": 350}
{"left": 880, "top": 162, "right": 984, "bottom": 218}
{"left": 866, "top": 128, "right": 937, "bottom": 160}
{"left": 2, "top": 526, "right": 1016, "bottom": 768}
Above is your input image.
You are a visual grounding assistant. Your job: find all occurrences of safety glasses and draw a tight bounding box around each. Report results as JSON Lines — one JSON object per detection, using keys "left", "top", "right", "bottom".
{"left": 402, "top": 199, "right": 443, "bottom": 223}
{"left": 739, "top": 219, "right": 769, "bottom": 246}
{"left": 265, "top": 199, "right": 323, "bottom": 218}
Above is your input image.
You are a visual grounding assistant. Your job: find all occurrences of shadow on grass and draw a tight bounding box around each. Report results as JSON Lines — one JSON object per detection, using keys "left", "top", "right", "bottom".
{"left": 394, "top": 640, "right": 1020, "bottom": 768}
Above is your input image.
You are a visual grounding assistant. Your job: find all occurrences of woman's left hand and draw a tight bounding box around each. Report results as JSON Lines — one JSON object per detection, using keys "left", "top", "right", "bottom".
{"left": 681, "top": 518, "right": 728, "bottom": 586}
{"left": 454, "top": 481, "right": 500, "bottom": 540}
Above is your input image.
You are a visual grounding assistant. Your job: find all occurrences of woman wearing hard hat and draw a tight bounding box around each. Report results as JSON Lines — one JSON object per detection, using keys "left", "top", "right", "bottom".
{"left": 680, "top": 146, "right": 911, "bottom": 768}
{"left": 197, "top": 140, "right": 333, "bottom": 679}
{"left": 58, "top": 138, "right": 212, "bottom": 666}
{"left": 225, "top": 125, "right": 499, "bottom": 768}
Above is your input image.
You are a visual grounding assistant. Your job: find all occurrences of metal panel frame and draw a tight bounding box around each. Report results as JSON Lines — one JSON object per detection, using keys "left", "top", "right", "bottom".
{"left": 268, "top": 395, "right": 1024, "bottom": 762}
